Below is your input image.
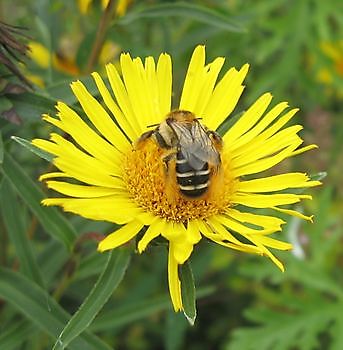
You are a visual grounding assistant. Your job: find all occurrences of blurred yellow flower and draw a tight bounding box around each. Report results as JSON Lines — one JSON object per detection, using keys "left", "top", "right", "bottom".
{"left": 28, "top": 41, "right": 80, "bottom": 76}
{"left": 33, "top": 45, "right": 320, "bottom": 312}
{"left": 316, "top": 40, "right": 343, "bottom": 97}
{"left": 77, "top": 0, "right": 131, "bottom": 16}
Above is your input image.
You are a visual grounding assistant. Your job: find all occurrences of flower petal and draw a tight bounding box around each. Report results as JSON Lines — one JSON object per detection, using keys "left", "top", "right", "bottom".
{"left": 44, "top": 180, "right": 125, "bottom": 197}
{"left": 203, "top": 64, "right": 249, "bottom": 130}
{"left": 157, "top": 53, "right": 172, "bottom": 118}
{"left": 137, "top": 217, "right": 166, "bottom": 253}
{"left": 237, "top": 173, "right": 321, "bottom": 193}
{"left": 98, "top": 220, "right": 144, "bottom": 252}
{"left": 168, "top": 242, "right": 183, "bottom": 312}
{"left": 70, "top": 81, "right": 130, "bottom": 152}
{"left": 42, "top": 196, "right": 141, "bottom": 224}
{"left": 224, "top": 93, "right": 272, "bottom": 142}
{"left": 232, "top": 193, "right": 312, "bottom": 208}
{"left": 91, "top": 72, "right": 138, "bottom": 141}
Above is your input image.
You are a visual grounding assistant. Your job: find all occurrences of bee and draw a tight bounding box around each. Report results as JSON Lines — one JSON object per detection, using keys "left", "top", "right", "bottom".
{"left": 136, "top": 110, "right": 223, "bottom": 199}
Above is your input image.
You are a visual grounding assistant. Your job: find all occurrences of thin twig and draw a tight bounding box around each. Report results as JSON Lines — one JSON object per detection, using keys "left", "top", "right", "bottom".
{"left": 85, "top": 0, "right": 118, "bottom": 73}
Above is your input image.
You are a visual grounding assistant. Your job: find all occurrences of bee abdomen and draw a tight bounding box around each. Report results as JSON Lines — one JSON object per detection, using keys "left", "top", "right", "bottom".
{"left": 175, "top": 153, "right": 210, "bottom": 198}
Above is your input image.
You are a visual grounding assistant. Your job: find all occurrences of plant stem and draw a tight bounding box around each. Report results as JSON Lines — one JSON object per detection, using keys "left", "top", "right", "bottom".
{"left": 85, "top": 0, "right": 118, "bottom": 73}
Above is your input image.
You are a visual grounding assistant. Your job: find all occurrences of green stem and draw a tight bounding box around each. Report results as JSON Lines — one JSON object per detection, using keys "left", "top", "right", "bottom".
{"left": 85, "top": 0, "right": 118, "bottom": 73}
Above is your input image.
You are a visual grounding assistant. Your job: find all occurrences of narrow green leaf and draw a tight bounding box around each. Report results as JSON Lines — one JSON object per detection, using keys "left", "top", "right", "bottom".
{"left": 11, "top": 136, "right": 54, "bottom": 162}
{"left": 6, "top": 91, "right": 56, "bottom": 121}
{"left": 91, "top": 286, "right": 214, "bottom": 332}
{"left": 0, "top": 320, "right": 35, "bottom": 350}
{"left": 0, "top": 96, "right": 13, "bottom": 114}
{"left": 0, "top": 131, "right": 3, "bottom": 164}
{"left": 0, "top": 179, "right": 45, "bottom": 287}
{"left": 0, "top": 152, "right": 77, "bottom": 249}
{"left": 309, "top": 171, "right": 327, "bottom": 182}
{"left": 180, "top": 261, "right": 196, "bottom": 325}
{"left": 119, "top": 2, "right": 246, "bottom": 32}
{"left": 0, "top": 268, "right": 112, "bottom": 350}
{"left": 53, "top": 249, "right": 131, "bottom": 350}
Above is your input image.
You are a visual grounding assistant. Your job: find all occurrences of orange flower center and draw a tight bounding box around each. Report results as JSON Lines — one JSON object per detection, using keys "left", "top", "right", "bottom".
{"left": 123, "top": 138, "right": 237, "bottom": 222}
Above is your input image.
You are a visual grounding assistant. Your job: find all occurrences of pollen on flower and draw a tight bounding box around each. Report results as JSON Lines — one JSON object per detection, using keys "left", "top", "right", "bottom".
{"left": 123, "top": 138, "right": 237, "bottom": 222}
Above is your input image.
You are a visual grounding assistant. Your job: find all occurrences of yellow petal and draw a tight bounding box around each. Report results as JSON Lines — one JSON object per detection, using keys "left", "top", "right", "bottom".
{"left": 39, "top": 172, "right": 72, "bottom": 181}
{"left": 91, "top": 72, "right": 138, "bottom": 141}
{"left": 120, "top": 54, "right": 152, "bottom": 130}
{"left": 179, "top": 45, "right": 206, "bottom": 111}
{"left": 157, "top": 53, "right": 172, "bottom": 118}
{"left": 237, "top": 173, "right": 321, "bottom": 193}
{"left": 232, "top": 193, "right": 312, "bottom": 208}
{"left": 245, "top": 235, "right": 286, "bottom": 272}
{"left": 45, "top": 180, "right": 124, "bottom": 197}
{"left": 42, "top": 196, "right": 141, "bottom": 224}
{"left": 215, "top": 214, "right": 280, "bottom": 236}
{"left": 289, "top": 144, "right": 318, "bottom": 157}
{"left": 46, "top": 133, "right": 123, "bottom": 187}
{"left": 254, "top": 235, "right": 292, "bottom": 250}
{"left": 203, "top": 64, "right": 249, "bottom": 130}
{"left": 206, "top": 217, "right": 263, "bottom": 254}
{"left": 224, "top": 93, "right": 272, "bottom": 142}
{"left": 70, "top": 81, "right": 130, "bottom": 152}
{"left": 186, "top": 220, "right": 202, "bottom": 244}
{"left": 78, "top": 0, "right": 91, "bottom": 13}
{"left": 53, "top": 102, "right": 124, "bottom": 170}
{"left": 162, "top": 221, "right": 185, "bottom": 241}
{"left": 272, "top": 206, "right": 314, "bottom": 222}
{"left": 137, "top": 218, "right": 166, "bottom": 253}
{"left": 32, "top": 139, "right": 59, "bottom": 155}
{"left": 228, "top": 102, "right": 289, "bottom": 151}
{"left": 28, "top": 41, "right": 51, "bottom": 68}
{"left": 172, "top": 240, "right": 194, "bottom": 264}
{"left": 106, "top": 63, "right": 143, "bottom": 135}
{"left": 227, "top": 209, "right": 285, "bottom": 230}
{"left": 168, "top": 243, "right": 183, "bottom": 312}
{"left": 192, "top": 57, "right": 225, "bottom": 117}
{"left": 98, "top": 220, "right": 144, "bottom": 252}
{"left": 232, "top": 141, "right": 302, "bottom": 177}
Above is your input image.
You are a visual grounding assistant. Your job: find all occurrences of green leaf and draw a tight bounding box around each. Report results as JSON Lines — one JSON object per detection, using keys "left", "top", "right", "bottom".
{"left": 6, "top": 92, "right": 56, "bottom": 121}
{"left": 91, "top": 286, "right": 214, "bottom": 332}
{"left": 119, "top": 2, "right": 246, "bottom": 32}
{"left": 0, "top": 96, "right": 13, "bottom": 114}
{"left": 0, "top": 131, "right": 3, "bottom": 164}
{"left": 0, "top": 152, "right": 77, "bottom": 249}
{"left": 0, "top": 320, "right": 35, "bottom": 350}
{"left": 0, "top": 179, "right": 45, "bottom": 287}
{"left": 309, "top": 171, "right": 327, "bottom": 182}
{"left": 52, "top": 249, "right": 131, "bottom": 350}
{"left": 180, "top": 261, "right": 196, "bottom": 325}
{"left": 0, "top": 268, "right": 112, "bottom": 350}
{"left": 11, "top": 136, "right": 54, "bottom": 162}
{"left": 227, "top": 296, "right": 336, "bottom": 350}
{"left": 165, "top": 312, "right": 188, "bottom": 350}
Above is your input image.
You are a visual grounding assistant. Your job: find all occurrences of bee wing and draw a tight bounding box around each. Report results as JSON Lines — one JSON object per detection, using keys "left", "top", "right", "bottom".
{"left": 172, "top": 121, "right": 220, "bottom": 170}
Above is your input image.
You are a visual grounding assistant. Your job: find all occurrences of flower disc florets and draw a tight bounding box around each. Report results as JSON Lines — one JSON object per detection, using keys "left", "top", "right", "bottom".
{"left": 123, "top": 137, "right": 237, "bottom": 223}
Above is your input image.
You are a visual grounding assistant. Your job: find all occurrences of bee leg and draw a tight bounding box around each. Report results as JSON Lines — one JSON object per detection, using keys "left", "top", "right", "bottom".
{"left": 135, "top": 130, "right": 155, "bottom": 147}
{"left": 206, "top": 130, "right": 223, "bottom": 151}
{"left": 162, "top": 151, "right": 176, "bottom": 173}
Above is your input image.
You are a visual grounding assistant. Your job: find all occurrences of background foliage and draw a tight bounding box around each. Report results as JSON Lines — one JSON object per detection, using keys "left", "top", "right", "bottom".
{"left": 0, "top": 0, "right": 342, "bottom": 349}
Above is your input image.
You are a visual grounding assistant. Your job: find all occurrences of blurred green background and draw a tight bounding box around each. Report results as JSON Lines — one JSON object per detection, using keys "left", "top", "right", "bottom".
{"left": 0, "top": 0, "right": 342, "bottom": 349}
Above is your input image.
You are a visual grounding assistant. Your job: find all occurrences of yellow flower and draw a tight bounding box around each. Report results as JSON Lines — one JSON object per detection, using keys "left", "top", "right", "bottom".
{"left": 28, "top": 41, "right": 80, "bottom": 76}
{"left": 315, "top": 41, "right": 343, "bottom": 97}
{"left": 32, "top": 46, "right": 320, "bottom": 312}
{"left": 78, "top": 0, "right": 131, "bottom": 16}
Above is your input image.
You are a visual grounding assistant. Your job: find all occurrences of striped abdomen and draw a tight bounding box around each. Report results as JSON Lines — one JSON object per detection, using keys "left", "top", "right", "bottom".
{"left": 175, "top": 150, "right": 210, "bottom": 198}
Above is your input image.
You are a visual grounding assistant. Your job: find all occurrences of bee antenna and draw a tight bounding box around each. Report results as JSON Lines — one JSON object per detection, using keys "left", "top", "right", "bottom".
{"left": 146, "top": 123, "right": 159, "bottom": 128}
